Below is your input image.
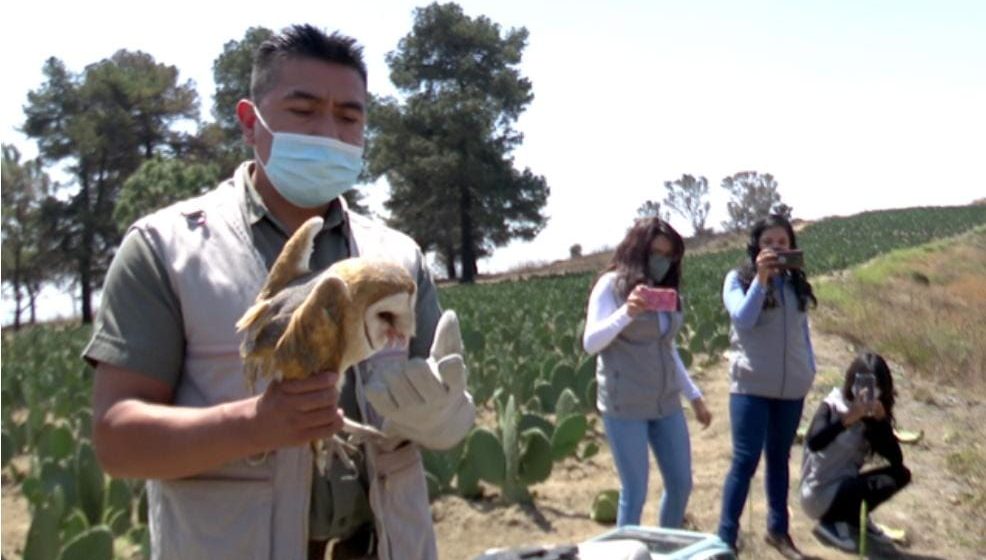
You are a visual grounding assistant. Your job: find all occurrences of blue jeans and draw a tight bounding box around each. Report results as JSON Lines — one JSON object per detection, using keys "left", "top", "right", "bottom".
{"left": 717, "top": 394, "right": 804, "bottom": 548}
{"left": 603, "top": 409, "right": 693, "bottom": 528}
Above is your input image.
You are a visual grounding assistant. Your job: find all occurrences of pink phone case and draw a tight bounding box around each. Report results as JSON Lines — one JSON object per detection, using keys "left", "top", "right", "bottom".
{"left": 641, "top": 288, "right": 677, "bottom": 312}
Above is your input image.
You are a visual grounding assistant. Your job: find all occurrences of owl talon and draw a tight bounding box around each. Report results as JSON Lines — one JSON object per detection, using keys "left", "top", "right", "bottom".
{"left": 313, "top": 435, "right": 362, "bottom": 475}
{"left": 314, "top": 441, "right": 328, "bottom": 475}
{"left": 333, "top": 436, "right": 359, "bottom": 472}
{"left": 342, "top": 417, "right": 386, "bottom": 443}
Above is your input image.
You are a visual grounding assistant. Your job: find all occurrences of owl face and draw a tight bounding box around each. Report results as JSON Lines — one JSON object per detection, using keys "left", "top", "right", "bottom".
{"left": 361, "top": 290, "right": 417, "bottom": 355}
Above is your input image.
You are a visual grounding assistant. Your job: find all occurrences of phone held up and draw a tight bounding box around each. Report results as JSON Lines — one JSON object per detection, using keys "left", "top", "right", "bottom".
{"left": 639, "top": 286, "right": 678, "bottom": 312}
{"left": 853, "top": 371, "right": 877, "bottom": 404}
{"left": 774, "top": 249, "right": 804, "bottom": 270}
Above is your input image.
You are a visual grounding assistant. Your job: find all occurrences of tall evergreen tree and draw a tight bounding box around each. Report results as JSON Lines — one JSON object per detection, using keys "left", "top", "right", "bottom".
{"left": 367, "top": 2, "right": 549, "bottom": 282}
{"left": 210, "top": 26, "right": 274, "bottom": 177}
{"left": 114, "top": 157, "right": 220, "bottom": 230}
{"left": 22, "top": 52, "right": 199, "bottom": 323}
{"left": 1, "top": 145, "right": 55, "bottom": 328}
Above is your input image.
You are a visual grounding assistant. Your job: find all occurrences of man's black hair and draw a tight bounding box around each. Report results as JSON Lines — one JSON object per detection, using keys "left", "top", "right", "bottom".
{"left": 251, "top": 24, "right": 367, "bottom": 101}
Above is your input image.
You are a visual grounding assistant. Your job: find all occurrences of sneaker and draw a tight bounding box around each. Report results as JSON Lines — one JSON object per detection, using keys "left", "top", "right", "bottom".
{"left": 864, "top": 518, "right": 895, "bottom": 545}
{"left": 812, "top": 521, "right": 857, "bottom": 552}
{"left": 764, "top": 532, "right": 807, "bottom": 560}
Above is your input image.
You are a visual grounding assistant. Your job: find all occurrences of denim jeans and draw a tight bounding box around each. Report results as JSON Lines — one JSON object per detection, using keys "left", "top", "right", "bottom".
{"left": 717, "top": 394, "right": 804, "bottom": 547}
{"left": 603, "top": 408, "right": 693, "bottom": 528}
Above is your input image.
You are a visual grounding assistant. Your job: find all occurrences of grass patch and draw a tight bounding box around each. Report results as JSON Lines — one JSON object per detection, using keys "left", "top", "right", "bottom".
{"left": 946, "top": 444, "right": 986, "bottom": 516}
{"left": 813, "top": 228, "right": 986, "bottom": 389}
{"left": 813, "top": 281, "right": 852, "bottom": 309}
{"left": 946, "top": 447, "right": 984, "bottom": 477}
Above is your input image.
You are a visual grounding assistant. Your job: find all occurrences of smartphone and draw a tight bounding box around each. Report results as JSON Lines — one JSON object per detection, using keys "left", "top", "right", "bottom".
{"left": 853, "top": 371, "right": 877, "bottom": 403}
{"left": 639, "top": 287, "right": 678, "bottom": 312}
{"left": 774, "top": 249, "right": 804, "bottom": 269}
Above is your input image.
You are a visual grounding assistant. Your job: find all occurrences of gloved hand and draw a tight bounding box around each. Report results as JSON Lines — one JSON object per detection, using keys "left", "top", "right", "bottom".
{"left": 365, "top": 310, "right": 476, "bottom": 450}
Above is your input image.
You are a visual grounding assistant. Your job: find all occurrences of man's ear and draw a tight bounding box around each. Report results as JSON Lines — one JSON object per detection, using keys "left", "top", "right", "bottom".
{"left": 236, "top": 99, "right": 258, "bottom": 146}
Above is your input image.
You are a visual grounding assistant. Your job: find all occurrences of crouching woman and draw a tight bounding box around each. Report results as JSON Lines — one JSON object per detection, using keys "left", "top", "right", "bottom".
{"left": 800, "top": 351, "right": 911, "bottom": 552}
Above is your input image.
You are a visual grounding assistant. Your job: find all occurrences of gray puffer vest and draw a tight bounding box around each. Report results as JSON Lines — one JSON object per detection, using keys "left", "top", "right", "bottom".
{"left": 596, "top": 311, "right": 684, "bottom": 419}
{"left": 800, "top": 389, "right": 868, "bottom": 519}
{"left": 728, "top": 278, "right": 814, "bottom": 399}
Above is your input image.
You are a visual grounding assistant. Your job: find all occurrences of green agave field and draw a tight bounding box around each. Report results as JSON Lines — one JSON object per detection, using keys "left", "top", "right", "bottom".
{"left": 3, "top": 205, "right": 985, "bottom": 559}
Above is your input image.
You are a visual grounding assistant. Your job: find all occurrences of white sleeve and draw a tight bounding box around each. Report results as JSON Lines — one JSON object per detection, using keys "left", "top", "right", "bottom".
{"left": 672, "top": 346, "right": 702, "bottom": 401}
{"left": 582, "top": 273, "right": 633, "bottom": 355}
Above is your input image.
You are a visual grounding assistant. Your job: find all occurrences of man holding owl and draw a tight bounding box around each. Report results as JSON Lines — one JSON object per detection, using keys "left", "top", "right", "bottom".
{"left": 84, "top": 24, "right": 475, "bottom": 560}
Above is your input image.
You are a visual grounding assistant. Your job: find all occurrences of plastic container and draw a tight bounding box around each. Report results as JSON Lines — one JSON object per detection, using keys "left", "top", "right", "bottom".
{"left": 472, "top": 526, "right": 736, "bottom": 560}
{"left": 585, "top": 526, "right": 736, "bottom": 559}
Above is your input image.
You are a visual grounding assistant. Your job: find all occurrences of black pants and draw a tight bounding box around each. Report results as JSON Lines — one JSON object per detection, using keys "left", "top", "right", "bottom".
{"left": 308, "top": 523, "right": 376, "bottom": 560}
{"left": 821, "top": 464, "right": 911, "bottom": 525}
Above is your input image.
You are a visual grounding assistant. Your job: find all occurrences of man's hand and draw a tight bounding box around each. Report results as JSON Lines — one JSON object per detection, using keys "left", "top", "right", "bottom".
{"left": 249, "top": 370, "right": 345, "bottom": 452}
{"left": 365, "top": 311, "right": 476, "bottom": 450}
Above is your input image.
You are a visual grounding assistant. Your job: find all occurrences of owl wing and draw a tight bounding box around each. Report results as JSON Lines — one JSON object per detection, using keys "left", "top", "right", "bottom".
{"left": 257, "top": 216, "right": 324, "bottom": 301}
{"left": 273, "top": 274, "right": 351, "bottom": 380}
{"left": 239, "top": 309, "right": 290, "bottom": 392}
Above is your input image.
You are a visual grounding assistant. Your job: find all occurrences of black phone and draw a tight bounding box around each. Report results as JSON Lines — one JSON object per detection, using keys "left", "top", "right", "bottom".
{"left": 774, "top": 249, "right": 804, "bottom": 269}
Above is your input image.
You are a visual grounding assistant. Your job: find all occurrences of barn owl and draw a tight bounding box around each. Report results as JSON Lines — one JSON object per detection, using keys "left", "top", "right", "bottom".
{"left": 235, "top": 216, "right": 417, "bottom": 470}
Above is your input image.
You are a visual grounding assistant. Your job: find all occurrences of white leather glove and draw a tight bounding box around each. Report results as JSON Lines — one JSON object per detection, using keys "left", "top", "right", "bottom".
{"left": 365, "top": 310, "right": 476, "bottom": 450}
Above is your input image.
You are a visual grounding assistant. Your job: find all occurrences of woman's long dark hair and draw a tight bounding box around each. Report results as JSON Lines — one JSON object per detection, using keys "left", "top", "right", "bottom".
{"left": 736, "top": 214, "right": 817, "bottom": 311}
{"left": 602, "top": 217, "right": 685, "bottom": 300}
{"left": 841, "top": 350, "right": 896, "bottom": 426}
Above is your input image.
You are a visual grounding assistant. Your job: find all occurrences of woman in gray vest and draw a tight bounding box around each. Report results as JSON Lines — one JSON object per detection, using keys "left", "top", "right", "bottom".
{"left": 583, "top": 217, "right": 712, "bottom": 528}
{"left": 716, "top": 215, "right": 816, "bottom": 559}
{"left": 801, "top": 351, "right": 910, "bottom": 552}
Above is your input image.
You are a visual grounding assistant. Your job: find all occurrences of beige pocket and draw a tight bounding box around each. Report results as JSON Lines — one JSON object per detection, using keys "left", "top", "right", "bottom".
{"left": 152, "top": 477, "right": 273, "bottom": 560}
{"left": 369, "top": 444, "right": 437, "bottom": 560}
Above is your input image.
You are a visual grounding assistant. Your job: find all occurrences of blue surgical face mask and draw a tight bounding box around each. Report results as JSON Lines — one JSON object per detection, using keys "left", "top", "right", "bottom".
{"left": 647, "top": 254, "right": 673, "bottom": 282}
{"left": 252, "top": 105, "right": 364, "bottom": 208}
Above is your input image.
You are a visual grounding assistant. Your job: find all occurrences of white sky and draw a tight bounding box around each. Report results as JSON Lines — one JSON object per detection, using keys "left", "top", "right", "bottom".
{"left": 2, "top": 0, "right": 985, "bottom": 322}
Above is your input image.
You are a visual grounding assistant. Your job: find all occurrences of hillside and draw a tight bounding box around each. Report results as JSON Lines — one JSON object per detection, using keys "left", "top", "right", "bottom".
{"left": 475, "top": 228, "right": 751, "bottom": 284}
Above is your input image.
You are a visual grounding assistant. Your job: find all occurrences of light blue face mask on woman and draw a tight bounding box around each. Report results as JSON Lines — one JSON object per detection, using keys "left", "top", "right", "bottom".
{"left": 252, "top": 105, "right": 364, "bottom": 208}
{"left": 647, "top": 254, "right": 673, "bottom": 282}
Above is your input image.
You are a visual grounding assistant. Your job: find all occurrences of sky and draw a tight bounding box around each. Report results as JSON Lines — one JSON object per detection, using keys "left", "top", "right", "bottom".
{"left": 2, "top": 0, "right": 985, "bottom": 323}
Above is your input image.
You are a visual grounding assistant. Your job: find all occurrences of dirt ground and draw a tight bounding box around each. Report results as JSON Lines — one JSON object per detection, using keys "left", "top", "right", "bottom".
{"left": 433, "top": 330, "right": 986, "bottom": 559}
{"left": 2, "top": 329, "right": 982, "bottom": 559}
{"left": 2, "top": 456, "right": 32, "bottom": 559}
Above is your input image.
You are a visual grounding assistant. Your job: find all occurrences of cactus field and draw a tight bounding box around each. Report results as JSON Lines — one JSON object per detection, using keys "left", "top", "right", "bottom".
{"left": 3, "top": 204, "right": 986, "bottom": 559}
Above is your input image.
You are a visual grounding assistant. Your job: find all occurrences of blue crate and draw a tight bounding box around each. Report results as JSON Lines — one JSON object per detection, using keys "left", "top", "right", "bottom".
{"left": 584, "top": 526, "right": 735, "bottom": 560}
{"left": 472, "top": 526, "right": 735, "bottom": 560}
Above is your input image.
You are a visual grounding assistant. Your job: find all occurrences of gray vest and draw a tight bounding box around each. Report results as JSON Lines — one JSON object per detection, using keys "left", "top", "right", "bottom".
{"left": 800, "top": 389, "right": 868, "bottom": 519}
{"left": 596, "top": 311, "right": 684, "bottom": 419}
{"left": 728, "top": 280, "right": 814, "bottom": 399}
{"left": 136, "top": 164, "right": 436, "bottom": 560}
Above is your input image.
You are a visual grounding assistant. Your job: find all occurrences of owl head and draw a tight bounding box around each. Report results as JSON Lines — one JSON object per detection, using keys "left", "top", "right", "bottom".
{"left": 327, "top": 257, "right": 417, "bottom": 365}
